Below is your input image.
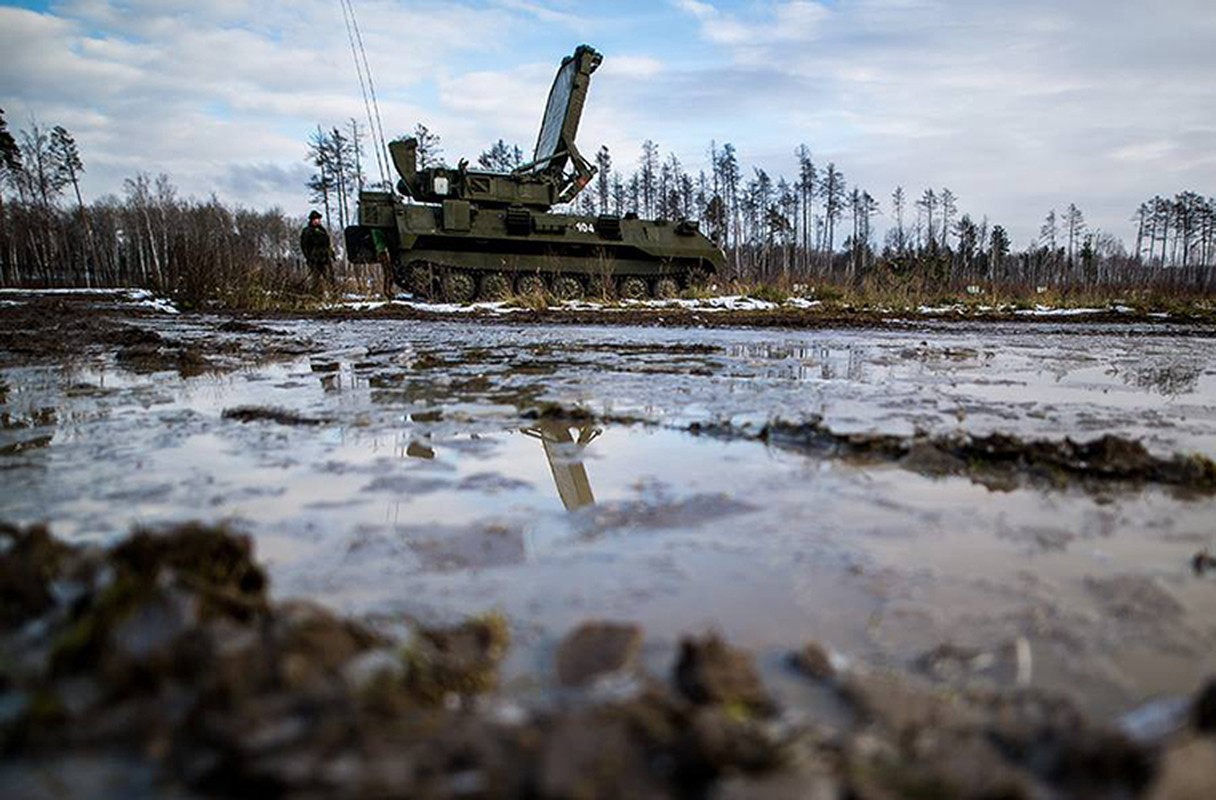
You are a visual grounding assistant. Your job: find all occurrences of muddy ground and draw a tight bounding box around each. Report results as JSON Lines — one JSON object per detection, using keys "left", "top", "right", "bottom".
{"left": 3, "top": 289, "right": 1216, "bottom": 798}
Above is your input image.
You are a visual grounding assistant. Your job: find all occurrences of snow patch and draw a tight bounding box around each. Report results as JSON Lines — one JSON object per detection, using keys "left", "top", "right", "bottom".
{"left": 0, "top": 287, "right": 178, "bottom": 314}
{"left": 1013, "top": 305, "right": 1105, "bottom": 317}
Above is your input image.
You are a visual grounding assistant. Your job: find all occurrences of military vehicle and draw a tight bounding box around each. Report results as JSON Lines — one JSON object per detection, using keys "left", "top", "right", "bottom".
{"left": 344, "top": 45, "right": 725, "bottom": 302}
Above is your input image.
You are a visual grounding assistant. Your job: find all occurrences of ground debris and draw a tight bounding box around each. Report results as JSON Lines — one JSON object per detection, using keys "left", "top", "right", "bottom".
{"left": 675, "top": 632, "right": 776, "bottom": 716}
{"left": 832, "top": 666, "right": 1155, "bottom": 799}
{"left": 555, "top": 620, "right": 643, "bottom": 687}
{"left": 1193, "top": 549, "right": 1216, "bottom": 576}
{"left": 222, "top": 405, "right": 331, "bottom": 426}
{"left": 216, "top": 319, "right": 279, "bottom": 334}
{"left": 789, "top": 640, "right": 838, "bottom": 682}
{"left": 690, "top": 418, "right": 1216, "bottom": 494}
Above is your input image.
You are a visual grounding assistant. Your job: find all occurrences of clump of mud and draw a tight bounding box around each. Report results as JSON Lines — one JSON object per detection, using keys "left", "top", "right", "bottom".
{"left": 691, "top": 418, "right": 1216, "bottom": 495}
{"left": 222, "top": 405, "right": 332, "bottom": 426}
{"left": 3, "top": 521, "right": 1213, "bottom": 798}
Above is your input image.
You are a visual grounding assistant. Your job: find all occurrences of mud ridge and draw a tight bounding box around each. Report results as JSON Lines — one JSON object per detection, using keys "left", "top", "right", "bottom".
{"left": 222, "top": 405, "right": 333, "bottom": 426}
{"left": 689, "top": 418, "right": 1216, "bottom": 495}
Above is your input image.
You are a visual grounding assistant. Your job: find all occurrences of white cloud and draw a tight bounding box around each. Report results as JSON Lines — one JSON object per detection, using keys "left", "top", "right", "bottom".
{"left": 1, "top": 0, "right": 1214, "bottom": 246}
{"left": 669, "top": 0, "right": 1216, "bottom": 242}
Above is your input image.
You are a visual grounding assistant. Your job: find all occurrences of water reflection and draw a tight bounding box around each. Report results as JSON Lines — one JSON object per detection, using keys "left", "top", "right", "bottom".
{"left": 397, "top": 415, "right": 601, "bottom": 512}
{"left": 726, "top": 342, "right": 867, "bottom": 382}
{"left": 520, "top": 420, "right": 601, "bottom": 511}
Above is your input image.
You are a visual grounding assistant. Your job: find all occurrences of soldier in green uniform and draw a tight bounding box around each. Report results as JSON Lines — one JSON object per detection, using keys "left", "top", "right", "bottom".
{"left": 300, "top": 210, "right": 334, "bottom": 295}
{"left": 371, "top": 227, "right": 395, "bottom": 300}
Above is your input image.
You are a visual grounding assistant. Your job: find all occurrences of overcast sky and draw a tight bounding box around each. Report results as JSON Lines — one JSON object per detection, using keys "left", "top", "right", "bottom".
{"left": 2, "top": 0, "right": 1214, "bottom": 246}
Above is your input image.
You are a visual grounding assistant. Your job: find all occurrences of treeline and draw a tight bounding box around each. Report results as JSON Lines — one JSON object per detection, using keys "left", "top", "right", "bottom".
{"left": 560, "top": 139, "right": 1215, "bottom": 295}
{"left": 387, "top": 124, "right": 1213, "bottom": 296}
{"left": 2, "top": 104, "right": 1213, "bottom": 305}
{"left": 0, "top": 111, "right": 304, "bottom": 306}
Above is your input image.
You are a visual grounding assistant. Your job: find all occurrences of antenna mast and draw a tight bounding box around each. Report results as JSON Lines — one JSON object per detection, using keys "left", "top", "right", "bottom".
{"left": 339, "top": 0, "right": 390, "bottom": 188}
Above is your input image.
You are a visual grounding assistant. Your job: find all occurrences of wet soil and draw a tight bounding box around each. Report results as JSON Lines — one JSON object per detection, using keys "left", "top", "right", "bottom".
{"left": 4, "top": 289, "right": 1216, "bottom": 796}
{"left": 3, "top": 520, "right": 1213, "bottom": 799}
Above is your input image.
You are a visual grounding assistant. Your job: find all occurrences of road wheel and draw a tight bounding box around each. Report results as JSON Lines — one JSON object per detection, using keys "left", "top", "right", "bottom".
{"left": 404, "top": 262, "right": 433, "bottom": 298}
{"left": 655, "top": 278, "right": 679, "bottom": 300}
{"left": 441, "top": 270, "right": 477, "bottom": 304}
{"left": 617, "top": 276, "right": 648, "bottom": 299}
{"left": 685, "top": 266, "right": 711, "bottom": 291}
{"left": 516, "top": 274, "right": 546, "bottom": 296}
{"left": 552, "top": 275, "right": 583, "bottom": 300}
{"left": 480, "top": 272, "right": 511, "bottom": 300}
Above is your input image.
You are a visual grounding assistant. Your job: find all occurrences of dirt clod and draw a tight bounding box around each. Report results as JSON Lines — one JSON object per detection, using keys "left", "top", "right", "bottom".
{"left": 555, "top": 621, "right": 644, "bottom": 687}
{"left": 790, "top": 641, "right": 836, "bottom": 682}
{"left": 1193, "top": 679, "right": 1216, "bottom": 733}
{"left": 0, "top": 521, "right": 73, "bottom": 627}
{"left": 222, "top": 405, "right": 330, "bottom": 426}
{"left": 674, "top": 633, "right": 775, "bottom": 716}
{"left": 405, "top": 613, "right": 511, "bottom": 703}
{"left": 1193, "top": 550, "right": 1216, "bottom": 576}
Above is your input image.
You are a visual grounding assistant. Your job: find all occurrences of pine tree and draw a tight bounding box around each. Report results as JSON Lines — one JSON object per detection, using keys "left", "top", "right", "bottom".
{"left": 412, "top": 123, "right": 443, "bottom": 169}
{"left": 477, "top": 139, "right": 524, "bottom": 172}
{"left": 594, "top": 145, "right": 611, "bottom": 214}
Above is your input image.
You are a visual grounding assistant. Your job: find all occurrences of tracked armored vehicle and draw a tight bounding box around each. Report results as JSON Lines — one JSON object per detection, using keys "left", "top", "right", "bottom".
{"left": 345, "top": 45, "right": 724, "bottom": 302}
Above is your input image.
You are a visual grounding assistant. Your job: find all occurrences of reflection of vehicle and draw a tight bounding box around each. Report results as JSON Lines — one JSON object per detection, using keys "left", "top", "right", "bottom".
{"left": 345, "top": 45, "right": 724, "bottom": 301}
{"left": 521, "top": 420, "right": 601, "bottom": 511}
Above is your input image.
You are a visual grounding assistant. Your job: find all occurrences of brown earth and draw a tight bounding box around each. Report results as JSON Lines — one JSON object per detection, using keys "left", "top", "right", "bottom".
{"left": 3, "top": 520, "right": 1213, "bottom": 799}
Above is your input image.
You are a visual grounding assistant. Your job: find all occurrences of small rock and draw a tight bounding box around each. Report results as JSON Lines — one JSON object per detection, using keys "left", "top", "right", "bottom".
{"left": 555, "top": 621, "right": 643, "bottom": 687}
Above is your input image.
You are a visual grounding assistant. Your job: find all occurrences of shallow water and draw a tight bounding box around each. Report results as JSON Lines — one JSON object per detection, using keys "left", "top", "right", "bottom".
{"left": 3, "top": 315, "right": 1216, "bottom": 716}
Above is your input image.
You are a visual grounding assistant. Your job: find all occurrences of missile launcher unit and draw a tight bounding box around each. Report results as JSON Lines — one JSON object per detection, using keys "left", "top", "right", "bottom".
{"left": 344, "top": 45, "right": 724, "bottom": 302}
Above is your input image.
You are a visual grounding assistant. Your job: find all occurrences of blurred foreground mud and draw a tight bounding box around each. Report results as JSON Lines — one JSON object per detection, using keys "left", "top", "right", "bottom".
{"left": 2, "top": 521, "right": 1215, "bottom": 799}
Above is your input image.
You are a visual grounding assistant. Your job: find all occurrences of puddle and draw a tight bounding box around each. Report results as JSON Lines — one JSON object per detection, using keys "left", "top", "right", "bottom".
{"left": 2, "top": 314, "right": 1216, "bottom": 721}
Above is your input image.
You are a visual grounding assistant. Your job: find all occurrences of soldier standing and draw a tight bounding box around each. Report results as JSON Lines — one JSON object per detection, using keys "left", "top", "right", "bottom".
{"left": 300, "top": 210, "right": 334, "bottom": 295}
